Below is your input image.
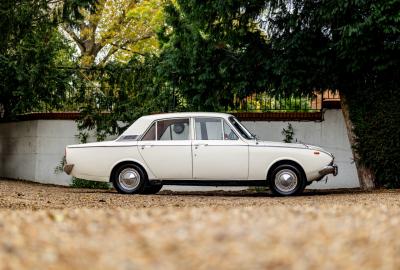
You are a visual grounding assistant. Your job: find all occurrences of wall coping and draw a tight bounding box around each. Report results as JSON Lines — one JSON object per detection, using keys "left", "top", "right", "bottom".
{"left": 0, "top": 111, "right": 325, "bottom": 122}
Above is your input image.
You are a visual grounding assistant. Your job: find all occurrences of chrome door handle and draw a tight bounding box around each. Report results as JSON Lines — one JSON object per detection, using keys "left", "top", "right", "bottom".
{"left": 141, "top": 145, "right": 153, "bottom": 149}
{"left": 194, "top": 143, "right": 208, "bottom": 149}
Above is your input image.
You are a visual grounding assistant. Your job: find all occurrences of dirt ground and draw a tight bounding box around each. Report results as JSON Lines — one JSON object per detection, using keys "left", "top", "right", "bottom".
{"left": 0, "top": 179, "right": 399, "bottom": 270}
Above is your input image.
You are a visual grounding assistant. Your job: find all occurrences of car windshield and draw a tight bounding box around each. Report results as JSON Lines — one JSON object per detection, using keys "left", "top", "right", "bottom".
{"left": 228, "top": 116, "right": 254, "bottom": 140}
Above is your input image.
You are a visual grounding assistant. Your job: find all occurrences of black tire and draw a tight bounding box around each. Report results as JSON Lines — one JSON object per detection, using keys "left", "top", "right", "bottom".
{"left": 269, "top": 164, "right": 306, "bottom": 196}
{"left": 112, "top": 164, "right": 147, "bottom": 194}
{"left": 140, "top": 185, "right": 163, "bottom": 195}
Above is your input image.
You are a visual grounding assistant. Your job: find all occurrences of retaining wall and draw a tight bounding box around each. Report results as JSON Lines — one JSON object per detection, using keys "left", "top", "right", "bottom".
{"left": 0, "top": 109, "right": 359, "bottom": 188}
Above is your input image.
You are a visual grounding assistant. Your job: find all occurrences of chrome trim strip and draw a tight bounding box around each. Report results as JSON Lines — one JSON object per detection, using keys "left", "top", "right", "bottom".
{"left": 157, "top": 180, "right": 267, "bottom": 186}
{"left": 68, "top": 145, "right": 137, "bottom": 148}
{"left": 140, "top": 144, "right": 192, "bottom": 147}
{"left": 69, "top": 145, "right": 194, "bottom": 148}
{"left": 69, "top": 144, "right": 307, "bottom": 149}
{"left": 248, "top": 145, "right": 307, "bottom": 149}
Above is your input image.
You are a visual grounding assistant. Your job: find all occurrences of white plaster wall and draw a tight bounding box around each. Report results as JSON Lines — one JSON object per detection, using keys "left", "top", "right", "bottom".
{"left": 0, "top": 120, "right": 81, "bottom": 185}
{"left": 0, "top": 121, "right": 38, "bottom": 181}
{"left": 35, "top": 120, "right": 81, "bottom": 185}
{"left": 0, "top": 109, "right": 359, "bottom": 189}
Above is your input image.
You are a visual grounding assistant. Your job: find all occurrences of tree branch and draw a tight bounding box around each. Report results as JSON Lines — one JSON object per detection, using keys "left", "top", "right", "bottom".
{"left": 91, "top": 0, "right": 107, "bottom": 37}
{"left": 61, "top": 25, "right": 84, "bottom": 53}
{"left": 98, "top": 40, "right": 131, "bottom": 66}
{"left": 98, "top": 33, "right": 154, "bottom": 65}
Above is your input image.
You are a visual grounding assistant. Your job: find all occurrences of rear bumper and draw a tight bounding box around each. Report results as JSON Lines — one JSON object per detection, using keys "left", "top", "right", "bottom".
{"left": 318, "top": 164, "right": 338, "bottom": 177}
{"left": 63, "top": 164, "right": 74, "bottom": 175}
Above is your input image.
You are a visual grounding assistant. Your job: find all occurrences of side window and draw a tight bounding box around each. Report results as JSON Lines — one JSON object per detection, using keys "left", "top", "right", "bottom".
{"left": 223, "top": 121, "right": 239, "bottom": 140}
{"left": 195, "top": 118, "right": 223, "bottom": 140}
{"left": 142, "top": 123, "right": 156, "bottom": 141}
{"left": 157, "top": 118, "right": 189, "bottom": 140}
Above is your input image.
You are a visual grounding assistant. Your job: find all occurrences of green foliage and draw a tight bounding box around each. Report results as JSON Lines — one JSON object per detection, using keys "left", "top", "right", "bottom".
{"left": 345, "top": 81, "right": 400, "bottom": 188}
{"left": 1, "top": 1, "right": 64, "bottom": 118}
{"left": 54, "top": 155, "right": 67, "bottom": 175}
{"left": 158, "top": 0, "right": 272, "bottom": 111}
{"left": 71, "top": 177, "right": 111, "bottom": 189}
{"left": 0, "top": 0, "right": 96, "bottom": 119}
{"left": 281, "top": 123, "right": 295, "bottom": 143}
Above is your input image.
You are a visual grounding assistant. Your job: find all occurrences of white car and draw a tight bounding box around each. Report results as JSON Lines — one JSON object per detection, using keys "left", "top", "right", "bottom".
{"left": 64, "top": 112, "right": 337, "bottom": 196}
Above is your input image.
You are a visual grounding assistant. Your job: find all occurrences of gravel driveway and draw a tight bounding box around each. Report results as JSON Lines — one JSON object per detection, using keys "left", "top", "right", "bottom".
{"left": 0, "top": 179, "right": 399, "bottom": 270}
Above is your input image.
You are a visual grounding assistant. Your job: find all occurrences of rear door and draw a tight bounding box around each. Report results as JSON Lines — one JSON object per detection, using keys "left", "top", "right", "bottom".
{"left": 137, "top": 118, "right": 192, "bottom": 179}
{"left": 192, "top": 117, "right": 249, "bottom": 180}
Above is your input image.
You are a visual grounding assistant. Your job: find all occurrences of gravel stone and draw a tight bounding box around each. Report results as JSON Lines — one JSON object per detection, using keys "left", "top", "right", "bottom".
{"left": 0, "top": 179, "right": 399, "bottom": 270}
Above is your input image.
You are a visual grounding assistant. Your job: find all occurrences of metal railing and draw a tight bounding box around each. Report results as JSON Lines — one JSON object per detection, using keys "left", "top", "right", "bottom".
{"left": 7, "top": 88, "right": 340, "bottom": 118}
{"left": 230, "top": 91, "right": 340, "bottom": 112}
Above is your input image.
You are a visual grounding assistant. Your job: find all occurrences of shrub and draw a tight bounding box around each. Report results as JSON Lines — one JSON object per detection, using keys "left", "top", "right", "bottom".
{"left": 70, "top": 177, "right": 111, "bottom": 189}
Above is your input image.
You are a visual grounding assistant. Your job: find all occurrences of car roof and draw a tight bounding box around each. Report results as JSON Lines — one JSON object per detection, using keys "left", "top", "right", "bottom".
{"left": 141, "top": 112, "right": 232, "bottom": 121}
{"left": 121, "top": 112, "right": 234, "bottom": 136}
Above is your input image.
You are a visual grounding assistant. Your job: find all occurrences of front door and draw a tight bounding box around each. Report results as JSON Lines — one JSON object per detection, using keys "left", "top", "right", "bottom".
{"left": 138, "top": 118, "right": 192, "bottom": 179}
{"left": 192, "top": 117, "right": 249, "bottom": 180}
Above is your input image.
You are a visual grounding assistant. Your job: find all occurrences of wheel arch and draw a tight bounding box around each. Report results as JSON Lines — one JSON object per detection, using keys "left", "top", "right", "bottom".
{"left": 109, "top": 160, "right": 149, "bottom": 183}
{"left": 266, "top": 159, "right": 307, "bottom": 184}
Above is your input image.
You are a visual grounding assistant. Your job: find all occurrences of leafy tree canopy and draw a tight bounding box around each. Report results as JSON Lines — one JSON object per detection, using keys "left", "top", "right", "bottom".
{"left": 158, "top": 0, "right": 273, "bottom": 110}
{"left": 0, "top": 0, "right": 97, "bottom": 118}
{"left": 61, "top": 0, "right": 165, "bottom": 67}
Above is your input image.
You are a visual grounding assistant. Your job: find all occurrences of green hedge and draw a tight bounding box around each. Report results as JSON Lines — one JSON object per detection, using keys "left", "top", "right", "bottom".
{"left": 71, "top": 177, "right": 111, "bottom": 189}
{"left": 346, "top": 80, "right": 400, "bottom": 188}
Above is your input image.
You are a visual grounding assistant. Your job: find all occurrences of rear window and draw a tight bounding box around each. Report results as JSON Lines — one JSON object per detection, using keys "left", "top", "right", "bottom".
{"left": 141, "top": 118, "right": 190, "bottom": 141}
{"left": 157, "top": 118, "right": 190, "bottom": 140}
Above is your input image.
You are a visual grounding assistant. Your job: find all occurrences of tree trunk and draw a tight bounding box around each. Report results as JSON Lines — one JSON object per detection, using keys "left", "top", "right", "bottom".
{"left": 340, "top": 93, "right": 375, "bottom": 190}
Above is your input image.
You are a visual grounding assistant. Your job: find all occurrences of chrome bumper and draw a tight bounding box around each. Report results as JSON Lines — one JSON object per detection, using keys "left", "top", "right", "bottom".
{"left": 63, "top": 164, "right": 74, "bottom": 175}
{"left": 318, "top": 164, "right": 338, "bottom": 177}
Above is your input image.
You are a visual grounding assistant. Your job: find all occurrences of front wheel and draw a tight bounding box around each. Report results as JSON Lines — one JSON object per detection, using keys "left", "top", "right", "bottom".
{"left": 112, "top": 164, "right": 146, "bottom": 194}
{"left": 269, "top": 164, "right": 306, "bottom": 196}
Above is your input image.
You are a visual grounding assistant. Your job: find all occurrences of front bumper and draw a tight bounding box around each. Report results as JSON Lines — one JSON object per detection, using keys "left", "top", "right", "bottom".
{"left": 318, "top": 164, "right": 338, "bottom": 177}
{"left": 63, "top": 164, "right": 74, "bottom": 175}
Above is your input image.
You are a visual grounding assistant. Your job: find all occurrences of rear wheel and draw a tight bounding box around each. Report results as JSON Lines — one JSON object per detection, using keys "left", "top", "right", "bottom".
{"left": 269, "top": 164, "right": 306, "bottom": 196}
{"left": 140, "top": 185, "right": 163, "bottom": 194}
{"left": 112, "top": 164, "right": 146, "bottom": 194}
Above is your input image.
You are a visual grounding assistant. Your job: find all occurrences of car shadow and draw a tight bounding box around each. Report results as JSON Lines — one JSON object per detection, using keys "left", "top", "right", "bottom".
{"left": 156, "top": 189, "right": 347, "bottom": 198}
{"left": 69, "top": 187, "right": 363, "bottom": 197}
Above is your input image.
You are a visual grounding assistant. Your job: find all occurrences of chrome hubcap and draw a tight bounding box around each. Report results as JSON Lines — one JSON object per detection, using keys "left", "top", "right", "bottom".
{"left": 118, "top": 168, "right": 140, "bottom": 191}
{"left": 274, "top": 169, "right": 298, "bottom": 193}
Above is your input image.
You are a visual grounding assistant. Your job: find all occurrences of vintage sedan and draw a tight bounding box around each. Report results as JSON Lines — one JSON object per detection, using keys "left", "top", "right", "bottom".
{"left": 64, "top": 112, "right": 337, "bottom": 196}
